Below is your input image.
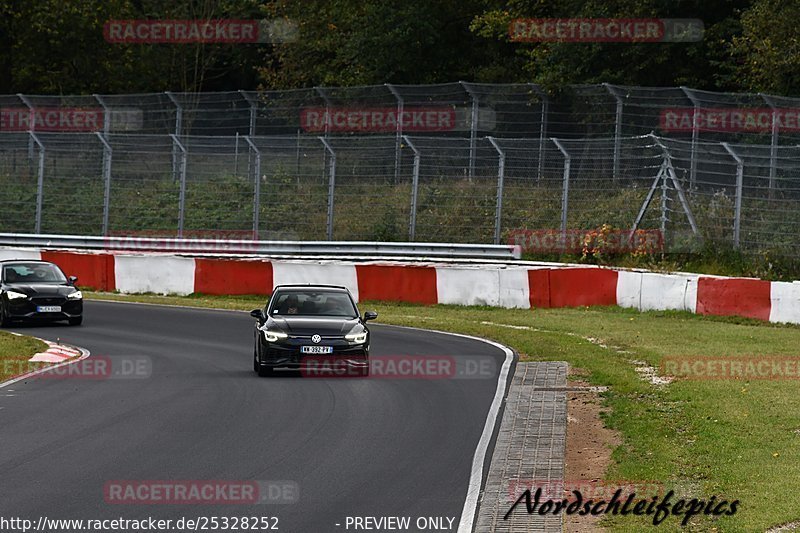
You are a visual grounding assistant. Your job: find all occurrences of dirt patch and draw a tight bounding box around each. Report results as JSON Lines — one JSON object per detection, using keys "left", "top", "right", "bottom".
{"left": 564, "top": 368, "right": 622, "bottom": 533}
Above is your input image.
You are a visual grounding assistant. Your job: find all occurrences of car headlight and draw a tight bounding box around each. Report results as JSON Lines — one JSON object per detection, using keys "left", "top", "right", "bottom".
{"left": 259, "top": 327, "right": 288, "bottom": 342}
{"left": 345, "top": 329, "right": 368, "bottom": 344}
{"left": 67, "top": 291, "right": 83, "bottom": 300}
{"left": 6, "top": 290, "right": 27, "bottom": 300}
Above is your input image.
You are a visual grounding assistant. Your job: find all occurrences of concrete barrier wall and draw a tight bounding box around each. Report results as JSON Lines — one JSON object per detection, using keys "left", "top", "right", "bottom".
{"left": 3, "top": 247, "right": 800, "bottom": 325}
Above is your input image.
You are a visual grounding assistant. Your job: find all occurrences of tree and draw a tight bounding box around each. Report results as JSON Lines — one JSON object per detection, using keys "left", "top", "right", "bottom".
{"left": 258, "top": 0, "right": 507, "bottom": 88}
{"left": 0, "top": 0, "right": 265, "bottom": 93}
{"left": 729, "top": 0, "right": 800, "bottom": 95}
{"left": 470, "top": 0, "right": 750, "bottom": 90}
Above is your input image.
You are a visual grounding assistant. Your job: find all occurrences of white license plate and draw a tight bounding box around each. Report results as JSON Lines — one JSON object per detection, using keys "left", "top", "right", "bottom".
{"left": 301, "top": 346, "right": 333, "bottom": 354}
{"left": 36, "top": 306, "right": 62, "bottom": 313}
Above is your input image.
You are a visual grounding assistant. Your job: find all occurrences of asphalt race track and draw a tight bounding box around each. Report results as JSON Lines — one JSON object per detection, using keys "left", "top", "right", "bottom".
{"left": 0, "top": 301, "right": 510, "bottom": 532}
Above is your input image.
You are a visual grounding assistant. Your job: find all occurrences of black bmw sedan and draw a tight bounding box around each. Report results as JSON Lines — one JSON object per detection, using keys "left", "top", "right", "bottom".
{"left": 0, "top": 260, "right": 83, "bottom": 326}
{"left": 251, "top": 285, "right": 377, "bottom": 376}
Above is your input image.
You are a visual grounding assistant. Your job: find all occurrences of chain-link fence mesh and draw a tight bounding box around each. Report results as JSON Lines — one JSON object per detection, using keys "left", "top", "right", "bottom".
{"left": 3, "top": 83, "right": 800, "bottom": 253}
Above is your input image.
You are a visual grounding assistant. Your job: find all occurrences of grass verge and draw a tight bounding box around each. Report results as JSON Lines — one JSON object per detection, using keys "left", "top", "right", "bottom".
{"left": 86, "top": 291, "right": 800, "bottom": 532}
{"left": 0, "top": 331, "right": 49, "bottom": 383}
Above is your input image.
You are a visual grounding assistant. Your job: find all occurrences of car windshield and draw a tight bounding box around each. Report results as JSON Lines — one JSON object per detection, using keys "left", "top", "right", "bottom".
{"left": 3, "top": 263, "right": 66, "bottom": 284}
{"left": 270, "top": 290, "right": 357, "bottom": 317}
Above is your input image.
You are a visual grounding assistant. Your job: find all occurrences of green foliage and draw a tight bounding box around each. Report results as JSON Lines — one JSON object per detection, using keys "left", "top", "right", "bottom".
{"left": 729, "top": 0, "right": 800, "bottom": 93}
{"left": 2, "top": 0, "right": 800, "bottom": 95}
{"left": 0, "top": 0, "right": 265, "bottom": 93}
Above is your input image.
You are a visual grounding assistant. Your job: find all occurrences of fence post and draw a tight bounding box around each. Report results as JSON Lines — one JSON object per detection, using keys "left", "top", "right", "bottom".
{"left": 551, "top": 138, "right": 571, "bottom": 237}
{"left": 169, "top": 134, "right": 188, "bottom": 238}
{"left": 244, "top": 136, "right": 261, "bottom": 239}
{"left": 387, "top": 84, "right": 404, "bottom": 183}
{"left": 402, "top": 135, "right": 420, "bottom": 241}
{"left": 681, "top": 86, "right": 700, "bottom": 188}
{"left": 487, "top": 137, "right": 506, "bottom": 245}
{"left": 29, "top": 132, "right": 45, "bottom": 234}
{"left": 315, "top": 87, "right": 332, "bottom": 184}
{"left": 239, "top": 90, "right": 258, "bottom": 136}
{"left": 93, "top": 94, "right": 111, "bottom": 136}
{"left": 722, "top": 142, "right": 744, "bottom": 249}
{"left": 461, "top": 81, "right": 479, "bottom": 179}
{"left": 761, "top": 93, "right": 778, "bottom": 198}
{"left": 531, "top": 84, "right": 548, "bottom": 182}
{"left": 95, "top": 132, "right": 113, "bottom": 235}
{"left": 604, "top": 83, "right": 623, "bottom": 182}
{"left": 18, "top": 94, "right": 35, "bottom": 163}
{"left": 166, "top": 92, "right": 183, "bottom": 182}
{"left": 319, "top": 137, "right": 336, "bottom": 240}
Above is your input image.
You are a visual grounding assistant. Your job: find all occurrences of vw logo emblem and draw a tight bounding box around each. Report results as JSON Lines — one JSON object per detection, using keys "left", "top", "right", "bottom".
{"left": 312, "top": 334, "right": 321, "bottom": 344}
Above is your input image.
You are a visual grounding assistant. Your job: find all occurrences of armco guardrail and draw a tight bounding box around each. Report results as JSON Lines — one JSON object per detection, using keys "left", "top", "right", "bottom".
{"left": 0, "top": 233, "right": 521, "bottom": 260}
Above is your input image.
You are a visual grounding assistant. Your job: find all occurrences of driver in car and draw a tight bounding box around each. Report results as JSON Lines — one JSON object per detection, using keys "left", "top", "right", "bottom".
{"left": 282, "top": 294, "right": 300, "bottom": 315}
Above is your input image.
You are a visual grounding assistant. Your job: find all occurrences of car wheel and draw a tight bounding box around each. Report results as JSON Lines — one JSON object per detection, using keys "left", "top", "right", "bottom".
{"left": 68, "top": 316, "right": 83, "bottom": 326}
{"left": 0, "top": 306, "right": 10, "bottom": 327}
{"left": 258, "top": 365, "right": 274, "bottom": 377}
{"left": 253, "top": 346, "right": 259, "bottom": 373}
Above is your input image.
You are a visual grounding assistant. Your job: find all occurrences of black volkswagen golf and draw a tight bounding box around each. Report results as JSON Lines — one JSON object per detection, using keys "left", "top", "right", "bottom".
{"left": 0, "top": 260, "right": 83, "bottom": 326}
{"left": 251, "top": 285, "right": 377, "bottom": 376}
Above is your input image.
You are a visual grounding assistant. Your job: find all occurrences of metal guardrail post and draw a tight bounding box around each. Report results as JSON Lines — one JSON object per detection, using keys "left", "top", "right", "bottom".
{"left": 170, "top": 134, "right": 188, "bottom": 238}
{"left": 551, "top": 138, "right": 570, "bottom": 237}
{"left": 681, "top": 86, "right": 700, "bottom": 188}
{"left": 604, "top": 83, "right": 623, "bottom": 182}
{"left": 402, "top": 135, "right": 421, "bottom": 241}
{"left": 29, "top": 132, "right": 45, "bottom": 234}
{"left": 461, "top": 81, "right": 479, "bottom": 179}
{"left": 244, "top": 136, "right": 262, "bottom": 238}
{"left": 166, "top": 92, "right": 182, "bottom": 182}
{"left": 319, "top": 137, "right": 336, "bottom": 240}
{"left": 722, "top": 143, "right": 744, "bottom": 249}
{"left": 487, "top": 137, "right": 506, "bottom": 245}
{"left": 95, "top": 132, "right": 113, "bottom": 235}
{"left": 387, "top": 84, "right": 404, "bottom": 183}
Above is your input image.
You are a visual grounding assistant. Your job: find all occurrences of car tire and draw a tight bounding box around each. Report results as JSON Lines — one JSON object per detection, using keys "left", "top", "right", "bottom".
{"left": 68, "top": 316, "right": 83, "bottom": 326}
{"left": 258, "top": 365, "right": 274, "bottom": 377}
{"left": 0, "top": 305, "right": 10, "bottom": 327}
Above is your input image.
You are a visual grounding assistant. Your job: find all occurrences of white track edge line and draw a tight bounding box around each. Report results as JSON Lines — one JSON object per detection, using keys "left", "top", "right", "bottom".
{"left": 385, "top": 323, "right": 515, "bottom": 533}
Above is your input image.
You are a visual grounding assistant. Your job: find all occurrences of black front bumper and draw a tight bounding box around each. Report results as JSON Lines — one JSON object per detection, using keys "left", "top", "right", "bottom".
{"left": 258, "top": 338, "right": 368, "bottom": 370}
{"left": 7, "top": 297, "right": 82, "bottom": 321}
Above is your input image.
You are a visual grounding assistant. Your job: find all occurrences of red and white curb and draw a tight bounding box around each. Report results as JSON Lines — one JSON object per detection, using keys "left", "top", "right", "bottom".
{"left": 3, "top": 246, "right": 800, "bottom": 325}
{"left": 0, "top": 333, "right": 90, "bottom": 389}
{"left": 29, "top": 340, "right": 83, "bottom": 363}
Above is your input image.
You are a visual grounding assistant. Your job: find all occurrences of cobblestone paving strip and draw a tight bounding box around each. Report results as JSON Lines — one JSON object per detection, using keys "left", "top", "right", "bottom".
{"left": 475, "top": 361, "right": 568, "bottom": 532}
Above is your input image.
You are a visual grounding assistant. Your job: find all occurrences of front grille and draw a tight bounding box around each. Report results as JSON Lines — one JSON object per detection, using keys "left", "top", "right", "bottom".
{"left": 289, "top": 335, "right": 342, "bottom": 340}
{"left": 31, "top": 297, "right": 66, "bottom": 305}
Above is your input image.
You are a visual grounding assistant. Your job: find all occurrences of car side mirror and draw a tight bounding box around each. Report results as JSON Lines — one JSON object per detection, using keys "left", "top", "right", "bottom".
{"left": 250, "top": 309, "right": 265, "bottom": 322}
{"left": 68, "top": 276, "right": 78, "bottom": 285}
{"left": 363, "top": 310, "right": 378, "bottom": 322}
